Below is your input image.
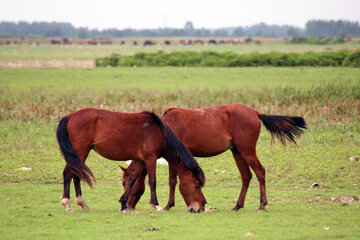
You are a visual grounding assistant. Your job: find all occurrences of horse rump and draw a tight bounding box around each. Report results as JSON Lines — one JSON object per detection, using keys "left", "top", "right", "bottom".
{"left": 56, "top": 117, "right": 95, "bottom": 187}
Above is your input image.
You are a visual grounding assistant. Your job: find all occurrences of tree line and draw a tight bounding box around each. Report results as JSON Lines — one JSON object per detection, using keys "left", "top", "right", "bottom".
{"left": 0, "top": 20, "right": 359, "bottom": 39}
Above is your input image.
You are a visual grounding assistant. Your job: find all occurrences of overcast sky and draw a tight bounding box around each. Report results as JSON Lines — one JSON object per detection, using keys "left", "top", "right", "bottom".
{"left": 1, "top": 0, "right": 359, "bottom": 29}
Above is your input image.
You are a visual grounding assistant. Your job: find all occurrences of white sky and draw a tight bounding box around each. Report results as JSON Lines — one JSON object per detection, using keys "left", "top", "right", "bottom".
{"left": 1, "top": 0, "right": 359, "bottom": 29}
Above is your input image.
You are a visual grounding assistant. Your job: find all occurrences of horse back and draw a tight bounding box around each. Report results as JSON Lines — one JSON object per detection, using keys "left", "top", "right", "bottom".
{"left": 162, "top": 106, "right": 233, "bottom": 156}
{"left": 65, "top": 108, "right": 165, "bottom": 161}
{"left": 162, "top": 104, "right": 261, "bottom": 156}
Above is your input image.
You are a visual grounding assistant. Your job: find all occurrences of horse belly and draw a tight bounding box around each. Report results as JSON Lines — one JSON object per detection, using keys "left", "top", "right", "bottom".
{"left": 92, "top": 143, "right": 139, "bottom": 161}
{"left": 92, "top": 134, "right": 162, "bottom": 161}
{"left": 185, "top": 133, "right": 231, "bottom": 157}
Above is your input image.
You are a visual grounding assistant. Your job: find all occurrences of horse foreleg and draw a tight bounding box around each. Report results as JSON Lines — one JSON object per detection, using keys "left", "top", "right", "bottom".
{"left": 231, "top": 150, "right": 252, "bottom": 210}
{"left": 73, "top": 175, "right": 90, "bottom": 211}
{"left": 146, "top": 157, "right": 163, "bottom": 212}
{"left": 127, "top": 174, "right": 146, "bottom": 209}
{"left": 119, "top": 171, "right": 137, "bottom": 212}
{"left": 164, "top": 164, "right": 177, "bottom": 210}
{"left": 61, "top": 166, "right": 73, "bottom": 212}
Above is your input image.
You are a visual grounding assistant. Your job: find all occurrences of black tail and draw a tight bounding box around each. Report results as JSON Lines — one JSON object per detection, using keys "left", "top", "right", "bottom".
{"left": 258, "top": 114, "right": 307, "bottom": 145}
{"left": 143, "top": 111, "right": 206, "bottom": 187}
{"left": 56, "top": 117, "right": 95, "bottom": 187}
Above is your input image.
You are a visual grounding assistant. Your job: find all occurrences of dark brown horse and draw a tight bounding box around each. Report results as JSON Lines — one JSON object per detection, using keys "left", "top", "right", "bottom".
{"left": 56, "top": 108, "right": 206, "bottom": 213}
{"left": 122, "top": 104, "right": 306, "bottom": 211}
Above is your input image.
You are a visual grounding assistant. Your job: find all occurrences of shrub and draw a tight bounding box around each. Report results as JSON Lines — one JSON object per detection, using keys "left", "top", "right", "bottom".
{"left": 343, "top": 49, "right": 360, "bottom": 67}
{"left": 95, "top": 50, "right": 359, "bottom": 68}
{"left": 289, "top": 36, "right": 346, "bottom": 45}
{"left": 333, "top": 36, "right": 345, "bottom": 44}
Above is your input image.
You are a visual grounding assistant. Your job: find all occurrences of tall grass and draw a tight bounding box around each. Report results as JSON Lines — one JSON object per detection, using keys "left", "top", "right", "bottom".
{"left": 1, "top": 82, "right": 359, "bottom": 125}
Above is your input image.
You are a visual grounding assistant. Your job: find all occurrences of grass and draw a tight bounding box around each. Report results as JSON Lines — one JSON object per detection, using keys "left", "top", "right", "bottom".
{"left": 1, "top": 183, "right": 359, "bottom": 239}
{"left": 1, "top": 67, "right": 359, "bottom": 91}
{"left": 1, "top": 119, "right": 359, "bottom": 185}
{"left": 0, "top": 43, "right": 360, "bottom": 60}
{"left": 1, "top": 66, "right": 360, "bottom": 239}
{"left": 1, "top": 67, "right": 359, "bottom": 123}
{"left": 0, "top": 121, "right": 359, "bottom": 239}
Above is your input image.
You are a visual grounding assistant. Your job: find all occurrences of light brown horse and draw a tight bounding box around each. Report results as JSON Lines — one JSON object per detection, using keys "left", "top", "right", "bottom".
{"left": 122, "top": 104, "right": 307, "bottom": 211}
{"left": 56, "top": 108, "right": 206, "bottom": 213}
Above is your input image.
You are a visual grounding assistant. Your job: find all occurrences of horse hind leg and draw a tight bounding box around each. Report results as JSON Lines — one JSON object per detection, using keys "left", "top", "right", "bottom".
{"left": 73, "top": 175, "right": 90, "bottom": 211}
{"left": 240, "top": 150, "right": 268, "bottom": 211}
{"left": 231, "top": 149, "right": 252, "bottom": 210}
{"left": 61, "top": 166, "right": 73, "bottom": 212}
{"left": 69, "top": 148, "right": 91, "bottom": 211}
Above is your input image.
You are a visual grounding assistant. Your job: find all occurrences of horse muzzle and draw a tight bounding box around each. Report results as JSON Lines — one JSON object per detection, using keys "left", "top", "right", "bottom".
{"left": 187, "top": 201, "right": 206, "bottom": 213}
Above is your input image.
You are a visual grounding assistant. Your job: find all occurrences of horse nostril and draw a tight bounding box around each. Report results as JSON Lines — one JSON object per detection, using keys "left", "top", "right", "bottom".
{"left": 197, "top": 209, "right": 200, "bottom": 213}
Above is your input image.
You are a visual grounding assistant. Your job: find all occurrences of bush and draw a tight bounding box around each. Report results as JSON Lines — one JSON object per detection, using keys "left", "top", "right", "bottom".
{"left": 343, "top": 49, "right": 360, "bottom": 67}
{"left": 290, "top": 36, "right": 308, "bottom": 44}
{"left": 289, "top": 36, "right": 346, "bottom": 45}
{"left": 333, "top": 36, "right": 345, "bottom": 44}
{"left": 244, "top": 37, "right": 253, "bottom": 43}
{"left": 95, "top": 50, "right": 359, "bottom": 68}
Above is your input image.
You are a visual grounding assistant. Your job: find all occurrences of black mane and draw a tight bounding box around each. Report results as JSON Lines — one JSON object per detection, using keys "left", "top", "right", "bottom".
{"left": 142, "top": 111, "right": 205, "bottom": 187}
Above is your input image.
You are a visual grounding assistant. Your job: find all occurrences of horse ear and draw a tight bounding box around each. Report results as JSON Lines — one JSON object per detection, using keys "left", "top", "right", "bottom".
{"left": 119, "top": 165, "right": 128, "bottom": 173}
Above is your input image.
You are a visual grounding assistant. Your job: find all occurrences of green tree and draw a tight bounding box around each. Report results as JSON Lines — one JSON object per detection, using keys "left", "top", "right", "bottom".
{"left": 213, "top": 29, "right": 229, "bottom": 37}
{"left": 232, "top": 27, "right": 244, "bottom": 37}
{"left": 77, "top": 27, "right": 89, "bottom": 39}
{"left": 184, "top": 21, "right": 194, "bottom": 36}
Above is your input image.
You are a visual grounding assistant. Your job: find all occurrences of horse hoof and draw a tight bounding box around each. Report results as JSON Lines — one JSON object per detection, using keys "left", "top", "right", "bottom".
{"left": 82, "top": 206, "right": 91, "bottom": 212}
{"left": 232, "top": 205, "right": 243, "bottom": 211}
{"left": 257, "top": 209, "right": 265, "bottom": 213}
{"left": 154, "top": 205, "right": 164, "bottom": 212}
{"left": 121, "top": 208, "right": 130, "bottom": 214}
{"left": 61, "top": 198, "right": 73, "bottom": 212}
{"left": 77, "top": 201, "right": 91, "bottom": 212}
{"left": 66, "top": 208, "right": 73, "bottom": 213}
{"left": 164, "top": 203, "right": 174, "bottom": 211}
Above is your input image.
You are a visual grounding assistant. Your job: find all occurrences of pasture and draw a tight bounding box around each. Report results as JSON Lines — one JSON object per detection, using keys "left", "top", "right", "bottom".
{"left": 0, "top": 41, "right": 359, "bottom": 60}
{"left": 1, "top": 52, "right": 360, "bottom": 238}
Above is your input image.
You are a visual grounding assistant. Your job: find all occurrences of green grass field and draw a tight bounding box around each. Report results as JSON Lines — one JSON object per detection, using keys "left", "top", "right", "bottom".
{"left": 1, "top": 61, "right": 360, "bottom": 238}
{"left": 1, "top": 42, "right": 360, "bottom": 60}
{"left": 2, "top": 67, "right": 359, "bottom": 91}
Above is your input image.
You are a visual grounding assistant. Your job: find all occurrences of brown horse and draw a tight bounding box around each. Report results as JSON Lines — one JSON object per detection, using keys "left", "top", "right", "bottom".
{"left": 56, "top": 108, "right": 206, "bottom": 213}
{"left": 122, "top": 104, "right": 306, "bottom": 211}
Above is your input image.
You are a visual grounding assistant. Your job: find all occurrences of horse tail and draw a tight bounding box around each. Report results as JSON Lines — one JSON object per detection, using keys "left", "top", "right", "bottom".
{"left": 56, "top": 117, "right": 95, "bottom": 187}
{"left": 257, "top": 113, "right": 307, "bottom": 145}
{"left": 143, "top": 111, "right": 205, "bottom": 187}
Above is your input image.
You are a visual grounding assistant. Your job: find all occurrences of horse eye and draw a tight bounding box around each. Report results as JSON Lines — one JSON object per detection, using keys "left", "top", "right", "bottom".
{"left": 195, "top": 185, "right": 199, "bottom": 189}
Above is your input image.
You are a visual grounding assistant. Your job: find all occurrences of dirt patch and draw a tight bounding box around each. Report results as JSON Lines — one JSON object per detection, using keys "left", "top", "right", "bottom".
{"left": 0, "top": 60, "right": 95, "bottom": 68}
{"left": 330, "top": 195, "right": 358, "bottom": 203}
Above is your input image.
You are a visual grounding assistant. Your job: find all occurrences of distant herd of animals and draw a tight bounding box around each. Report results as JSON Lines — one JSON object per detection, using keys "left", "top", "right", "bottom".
{"left": 56, "top": 104, "right": 306, "bottom": 213}
{"left": 0, "top": 38, "right": 262, "bottom": 46}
